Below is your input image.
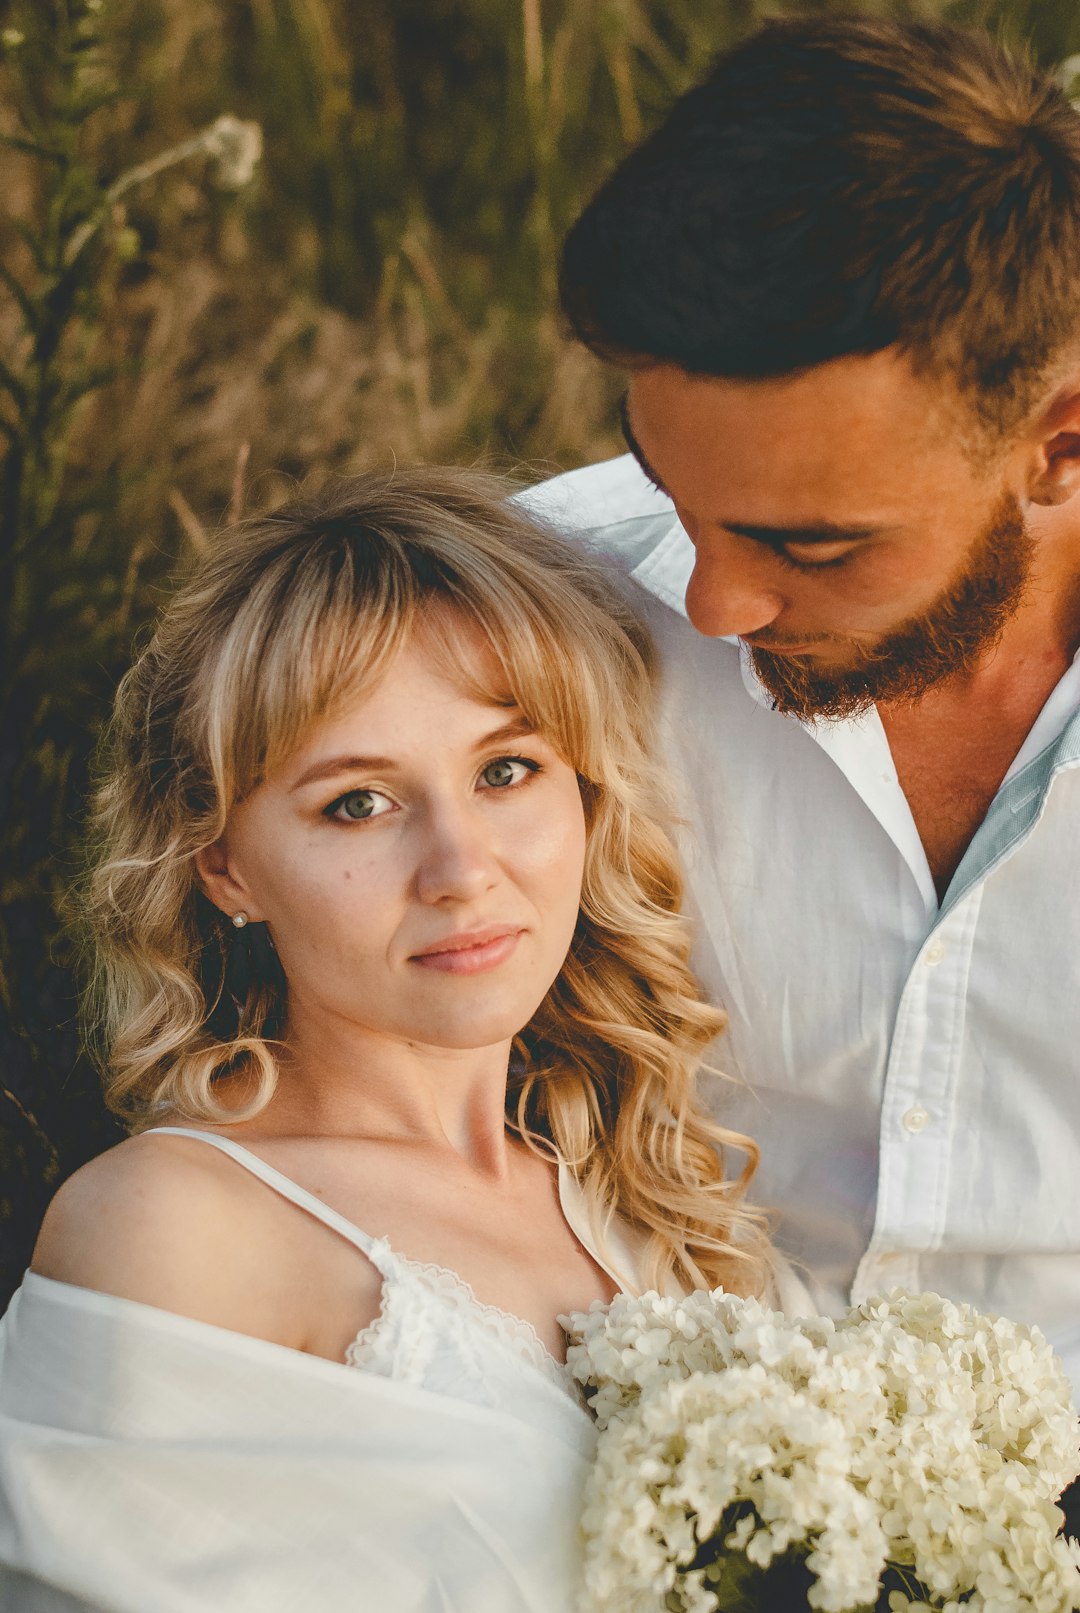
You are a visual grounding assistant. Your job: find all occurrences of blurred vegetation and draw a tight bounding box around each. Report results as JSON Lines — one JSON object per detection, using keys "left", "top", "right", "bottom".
{"left": 1, "top": 0, "right": 1079, "bottom": 1307}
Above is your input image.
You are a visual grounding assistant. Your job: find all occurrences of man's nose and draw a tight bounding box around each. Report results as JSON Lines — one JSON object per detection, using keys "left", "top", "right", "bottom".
{"left": 415, "top": 805, "right": 499, "bottom": 905}
{"left": 683, "top": 547, "right": 785, "bottom": 639}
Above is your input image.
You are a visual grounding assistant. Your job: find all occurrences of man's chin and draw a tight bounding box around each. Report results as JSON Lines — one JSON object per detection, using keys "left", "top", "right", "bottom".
{"left": 749, "top": 645, "right": 882, "bottom": 720}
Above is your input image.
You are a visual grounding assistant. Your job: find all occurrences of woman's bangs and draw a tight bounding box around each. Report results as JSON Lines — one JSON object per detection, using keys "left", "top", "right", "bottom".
{"left": 420, "top": 591, "right": 604, "bottom": 776}
{"left": 220, "top": 567, "right": 416, "bottom": 796}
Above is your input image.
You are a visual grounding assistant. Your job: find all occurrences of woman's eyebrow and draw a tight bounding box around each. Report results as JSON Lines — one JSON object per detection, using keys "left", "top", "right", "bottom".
{"left": 291, "top": 754, "right": 396, "bottom": 790}
{"left": 289, "top": 717, "right": 538, "bottom": 791}
{"left": 475, "top": 715, "right": 537, "bottom": 748}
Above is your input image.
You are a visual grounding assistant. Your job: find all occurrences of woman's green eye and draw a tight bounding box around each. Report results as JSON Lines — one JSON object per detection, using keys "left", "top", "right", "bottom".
{"left": 339, "top": 791, "right": 376, "bottom": 819}
{"left": 482, "top": 757, "right": 538, "bottom": 789}
{"left": 324, "top": 788, "right": 393, "bottom": 822}
{"left": 482, "top": 759, "right": 518, "bottom": 788}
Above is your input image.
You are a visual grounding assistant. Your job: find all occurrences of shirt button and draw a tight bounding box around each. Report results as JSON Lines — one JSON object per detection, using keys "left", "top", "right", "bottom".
{"left": 924, "top": 941, "right": 946, "bottom": 965}
{"left": 902, "top": 1105, "right": 931, "bottom": 1134}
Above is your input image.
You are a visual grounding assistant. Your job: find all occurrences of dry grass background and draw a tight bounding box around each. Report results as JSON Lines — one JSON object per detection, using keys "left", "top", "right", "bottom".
{"left": 1, "top": 0, "right": 1077, "bottom": 1304}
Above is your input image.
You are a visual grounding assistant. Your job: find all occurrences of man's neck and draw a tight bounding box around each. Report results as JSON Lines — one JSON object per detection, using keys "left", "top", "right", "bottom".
{"left": 878, "top": 560, "right": 1080, "bottom": 899}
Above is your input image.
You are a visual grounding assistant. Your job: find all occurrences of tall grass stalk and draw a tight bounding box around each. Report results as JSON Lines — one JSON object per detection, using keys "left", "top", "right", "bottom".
{"left": 0, "top": 0, "right": 259, "bottom": 1289}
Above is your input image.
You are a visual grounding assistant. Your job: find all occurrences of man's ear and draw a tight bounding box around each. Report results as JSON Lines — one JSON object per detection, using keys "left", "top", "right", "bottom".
{"left": 193, "top": 838, "right": 264, "bottom": 924}
{"left": 1027, "top": 379, "right": 1080, "bottom": 507}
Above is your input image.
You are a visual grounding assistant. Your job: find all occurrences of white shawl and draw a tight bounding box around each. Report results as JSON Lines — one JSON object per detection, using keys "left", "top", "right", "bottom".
{"left": 0, "top": 1149, "right": 811, "bottom": 1613}
{"left": 0, "top": 1273, "right": 596, "bottom": 1613}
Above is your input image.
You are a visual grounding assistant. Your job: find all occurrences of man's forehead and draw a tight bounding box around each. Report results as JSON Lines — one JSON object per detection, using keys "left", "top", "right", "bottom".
{"left": 622, "top": 353, "right": 968, "bottom": 523}
{"left": 625, "top": 348, "right": 955, "bottom": 441}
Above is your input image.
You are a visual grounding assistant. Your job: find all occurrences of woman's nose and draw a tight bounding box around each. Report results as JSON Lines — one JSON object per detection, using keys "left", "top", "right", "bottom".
{"left": 414, "top": 806, "right": 500, "bottom": 905}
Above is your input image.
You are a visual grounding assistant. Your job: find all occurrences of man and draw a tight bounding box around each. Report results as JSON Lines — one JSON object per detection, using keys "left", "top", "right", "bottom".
{"left": 523, "top": 18, "right": 1080, "bottom": 1401}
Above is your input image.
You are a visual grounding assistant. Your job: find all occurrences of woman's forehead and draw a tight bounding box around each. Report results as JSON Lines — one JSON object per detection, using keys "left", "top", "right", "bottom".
{"left": 266, "top": 625, "right": 522, "bottom": 778}
{"left": 411, "top": 606, "right": 515, "bottom": 701}
{"left": 239, "top": 600, "right": 561, "bottom": 800}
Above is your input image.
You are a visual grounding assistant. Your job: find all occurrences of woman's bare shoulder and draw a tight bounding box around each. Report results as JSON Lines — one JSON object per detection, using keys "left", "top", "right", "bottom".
{"left": 30, "top": 1130, "right": 294, "bottom": 1335}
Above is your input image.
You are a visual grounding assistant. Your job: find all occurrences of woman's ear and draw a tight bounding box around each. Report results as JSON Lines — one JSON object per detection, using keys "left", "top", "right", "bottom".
{"left": 193, "top": 838, "right": 264, "bottom": 924}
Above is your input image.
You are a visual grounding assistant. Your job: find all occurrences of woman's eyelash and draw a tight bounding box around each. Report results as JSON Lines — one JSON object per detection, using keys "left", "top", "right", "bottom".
{"left": 320, "top": 755, "right": 542, "bottom": 821}
{"left": 482, "top": 755, "right": 542, "bottom": 784}
{"left": 322, "top": 787, "right": 391, "bottom": 822}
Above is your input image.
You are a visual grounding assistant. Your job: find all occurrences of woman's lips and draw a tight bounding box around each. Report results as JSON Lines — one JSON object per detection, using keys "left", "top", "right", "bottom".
{"left": 410, "top": 928, "right": 524, "bottom": 975}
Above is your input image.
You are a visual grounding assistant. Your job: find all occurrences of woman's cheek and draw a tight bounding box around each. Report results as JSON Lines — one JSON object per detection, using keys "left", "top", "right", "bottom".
{"left": 514, "top": 795, "right": 586, "bottom": 891}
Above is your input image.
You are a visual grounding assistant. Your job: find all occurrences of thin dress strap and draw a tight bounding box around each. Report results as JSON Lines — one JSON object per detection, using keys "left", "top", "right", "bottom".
{"left": 141, "top": 1126, "right": 393, "bottom": 1273}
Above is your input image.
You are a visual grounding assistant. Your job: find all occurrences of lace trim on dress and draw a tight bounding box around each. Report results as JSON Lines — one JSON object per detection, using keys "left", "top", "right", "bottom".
{"left": 343, "top": 1235, "right": 397, "bottom": 1367}
{"left": 344, "top": 1244, "right": 580, "bottom": 1401}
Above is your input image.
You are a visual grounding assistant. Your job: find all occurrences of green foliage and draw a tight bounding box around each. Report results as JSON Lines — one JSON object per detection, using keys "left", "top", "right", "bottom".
{"left": 0, "top": 0, "right": 261, "bottom": 1296}
{"left": 1, "top": 0, "right": 1076, "bottom": 1305}
{"left": 0, "top": 0, "right": 133, "bottom": 1285}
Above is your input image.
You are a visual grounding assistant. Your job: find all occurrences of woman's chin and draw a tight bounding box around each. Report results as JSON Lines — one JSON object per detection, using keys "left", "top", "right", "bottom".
{"left": 410, "top": 1009, "right": 539, "bottom": 1053}
{"left": 392, "top": 991, "right": 552, "bottom": 1055}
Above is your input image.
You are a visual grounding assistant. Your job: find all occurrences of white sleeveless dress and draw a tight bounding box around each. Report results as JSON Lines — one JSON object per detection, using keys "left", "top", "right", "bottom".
{"left": 140, "top": 1126, "right": 606, "bottom": 1424}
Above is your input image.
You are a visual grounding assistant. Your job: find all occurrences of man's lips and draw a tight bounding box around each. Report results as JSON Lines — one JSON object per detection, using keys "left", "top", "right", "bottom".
{"left": 744, "top": 636, "right": 822, "bottom": 654}
{"left": 410, "top": 926, "right": 525, "bottom": 975}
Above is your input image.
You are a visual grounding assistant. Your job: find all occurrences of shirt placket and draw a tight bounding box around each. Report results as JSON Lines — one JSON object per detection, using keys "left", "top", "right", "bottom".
{"left": 851, "top": 885, "right": 982, "bottom": 1302}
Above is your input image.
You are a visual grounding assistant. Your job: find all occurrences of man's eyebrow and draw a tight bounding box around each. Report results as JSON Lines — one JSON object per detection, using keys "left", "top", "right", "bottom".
{"left": 618, "top": 393, "right": 670, "bottom": 495}
{"left": 725, "top": 521, "right": 881, "bottom": 546}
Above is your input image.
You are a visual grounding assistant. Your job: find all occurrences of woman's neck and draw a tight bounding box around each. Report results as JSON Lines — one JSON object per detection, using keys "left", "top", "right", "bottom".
{"left": 221, "top": 1010, "right": 521, "bottom": 1180}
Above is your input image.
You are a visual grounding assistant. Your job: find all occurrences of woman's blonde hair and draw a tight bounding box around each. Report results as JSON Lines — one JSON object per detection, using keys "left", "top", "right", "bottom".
{"left": 85, "top": 466, "right": 770, "bottom": 1296}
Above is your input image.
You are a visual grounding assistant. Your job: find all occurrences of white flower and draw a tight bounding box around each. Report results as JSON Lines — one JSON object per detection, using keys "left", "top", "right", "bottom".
{"left": 205, "top": 115, "right": 263, "bottom": 189}
{"left": 569, "top": 1286, "right": 1080, "bottom": 1613}
{"left": 579, "top": 1368, "right": 885, "bottom": 1612}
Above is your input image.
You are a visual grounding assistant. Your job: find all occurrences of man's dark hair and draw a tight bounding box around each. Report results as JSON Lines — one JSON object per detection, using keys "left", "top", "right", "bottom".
{"left": 559, "top": 18, "right": 1080, "bottom": 436}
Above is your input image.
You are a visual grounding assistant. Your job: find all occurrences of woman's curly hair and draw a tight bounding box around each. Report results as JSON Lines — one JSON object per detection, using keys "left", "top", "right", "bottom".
{"left": 83, "top": 466, "right": 771, "bottom": 1298}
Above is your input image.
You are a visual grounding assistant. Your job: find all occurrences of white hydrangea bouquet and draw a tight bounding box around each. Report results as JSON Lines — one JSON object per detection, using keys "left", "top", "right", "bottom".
{"left": 562, "top": 1288, "right": 1080, "bottom": 1613}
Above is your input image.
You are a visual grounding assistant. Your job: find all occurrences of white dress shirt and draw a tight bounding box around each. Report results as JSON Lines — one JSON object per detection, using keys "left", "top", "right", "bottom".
{"left": 521, "top": 454, "right": 1080, "bottom": 1395}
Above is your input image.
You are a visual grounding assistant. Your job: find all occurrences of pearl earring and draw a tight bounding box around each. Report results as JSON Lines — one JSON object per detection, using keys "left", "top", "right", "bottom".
{"left": 231, "top": 912, "right": 248, "bottom": 929}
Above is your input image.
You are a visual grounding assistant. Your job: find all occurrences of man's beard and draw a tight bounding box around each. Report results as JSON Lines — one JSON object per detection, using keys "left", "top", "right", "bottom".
{"left": 749, "top": 492, "right": 1035, "bottom": 721}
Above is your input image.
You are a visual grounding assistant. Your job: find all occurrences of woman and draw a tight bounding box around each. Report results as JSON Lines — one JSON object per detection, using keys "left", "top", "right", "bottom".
{"left": 0, "top": 468, "right": 779, "bottom": 1612}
